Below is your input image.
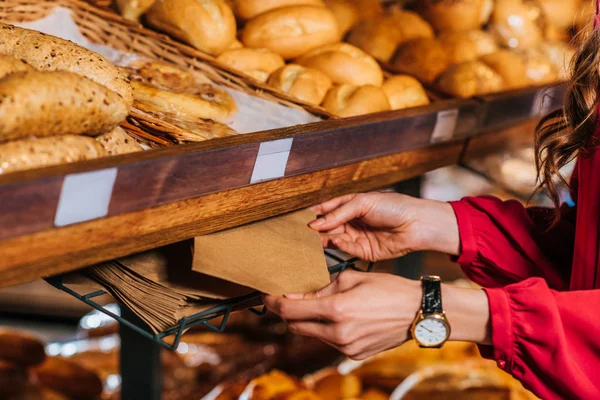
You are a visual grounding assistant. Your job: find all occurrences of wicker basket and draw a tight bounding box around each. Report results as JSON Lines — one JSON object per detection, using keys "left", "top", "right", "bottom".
{"left": 0, "top": 0, "right": 333, "bottom": 119}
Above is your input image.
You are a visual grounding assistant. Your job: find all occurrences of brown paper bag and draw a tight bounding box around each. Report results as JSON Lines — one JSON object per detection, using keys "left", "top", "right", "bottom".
{"left": 192, "top": 209, "right": 330, "bottom": 295}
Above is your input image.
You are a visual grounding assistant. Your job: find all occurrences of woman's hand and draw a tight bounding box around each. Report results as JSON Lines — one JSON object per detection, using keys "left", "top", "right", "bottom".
{"left": 264, "top": 271, "right": 491, "bottom": 360}
{"left": 310, "top": 192, "right": 460, "bottom": 261}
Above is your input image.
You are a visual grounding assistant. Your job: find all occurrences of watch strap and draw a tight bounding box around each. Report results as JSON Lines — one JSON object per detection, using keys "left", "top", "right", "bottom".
{"left": 422, "top": 276, "right": 443, "bottom": 314}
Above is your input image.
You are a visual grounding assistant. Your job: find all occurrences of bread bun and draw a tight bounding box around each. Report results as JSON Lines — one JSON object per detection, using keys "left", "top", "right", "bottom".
{"left": 0, "top": 328, "right": 45, "bottom": 367}
{"left": 353, "top": 0, "right": 384, "bottom": 21}
{"left": 419, "top": 0, "right": 485, "bottom": 32}
{"left": 346, "top": 17, "right": 401, "bottom": 63}
{"left": 145, "top": 0, "right": 236, "bottom": 56}
{"left": 0, "top": 54, "right": 34, "bottom": 80}
{"left": 116, "top": 0, "right": 156, "bottom": 21}
{"left": 268, "top": 64, "right": 332, "bottom": 105}
{"left": 490, "top": 0, "right": 544, "bottom": 49}
{"left": 382, "top": 75, "right": 430, "bottom": 110}
{"left": 480, "top": 0, "right": 494, "bottom": 24}
{"left": 274, "top": 390, "right": 324, "bottom": 400}
{"left": 322, "top": 84, "right": 391, "bottom": 117}
{"left": 392, "top": 38, "right": 449, "bottom": 85}
{"left": 96, "top": 127, "right": 144, "bottom": 156}
{"left": 217, "top": 48, "right": 285, "bottom": 82}
{"left": 437, "top": 61, "right": 504, "bottom": 98}
{"left": 518, "top": 47, "right": 558, "bottom": 85}
{"left": 32, "top": 357, "right": 103, "bottom": 399}
{"left": 242, "top": 6, "right": 339, "bottom": 60}
{"left": 251, "top": 370, "right": 303, "bottom": 400}
{"left": 324, "top": 0, "right": 359, "bottom": 35}
{"left": 539, "top": 41, "right": 575, "bottom": 80}
{"left": 480, "top": 49, "right": 529, "bottom": 89}
{"left": 228, "top": 39, "right": 244, "bottom": 50}
{"left": 0, "top": 361, "right": 27, "bottom": 398}
{"left": 389, "top": 9, "right": 435, "bottom": 43}
{"left": 296, "top": 42, "right": 383, "bottom": 86}
{"left": 360, "top": 388, "right": 389, "bottom": 400}
{"left": 537, "top": 0, "right": 578, "bottom": 30}
{"left": 234, "top": 0, "right": 325, "bottom": 21}
{"left": 438, "top": 30, "right": 497, "bottom": 65}
{"left": 312, "top": 370, "right": 361, "bottom": 399}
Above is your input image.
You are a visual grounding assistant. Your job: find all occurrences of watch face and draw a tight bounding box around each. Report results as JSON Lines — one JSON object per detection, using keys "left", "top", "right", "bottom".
{"left": 414, "top": 317, "right": 449, "bottom": 347}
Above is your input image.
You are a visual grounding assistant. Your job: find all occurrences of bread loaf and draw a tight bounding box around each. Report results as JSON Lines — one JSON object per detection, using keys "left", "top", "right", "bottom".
{"left": 0, "top": 71, "right": 128, "bottom": 141}
{"left": 392, "top": 38, "right": 449, "bottom": 85}
{"left": 0, "top": 135, "right": 107, "bottom": 174}
{"left": 145, "top": 0, "right": 236, "bottom": 56}
{"left": 419, "top": 0, "right": 485, "bottom": 32}
{"left": 116, "top": 0, "right": 156, "bottom": 21}
{"left": 296, "top": 43, "right": 383, "bottom": 86}
{"left": 96, "top": 127, "right": 144, "bottom": 155}
{"left": 437, "top": 61, "right": 504, "bottom": 98}
{"left": 268, "top": 64, "right": 332, "bottom": 105}
{"left": 217, "top": 48, "right": 285, "bottom": 83}
{"left": 382, "top": 75, "right": 430, "bottom": 110}
{"left": 322, "top": 84, "right": 391, "bottom": 117}
{"left": 480, "top": 50, "right": 529, "bottom": 89}
{"left": 0, "top": 23, "right": 132, "bottom": 109}
{"left": 241, "top": 6, "right": 339, "bottom": 60}
{"left": 0, "top": 54, "right": 34, "bottom": 79}
{"left": 0, "top": 328, "right": 45, "bottom": 367}
{"left": 234, "top": 0, "right": 325, "bottom": 20}
{"left": 32, "top": 357, "right": 103, "bottom": 399}
{"left": 324, "top": 0, "right": 359, "bottom": 35}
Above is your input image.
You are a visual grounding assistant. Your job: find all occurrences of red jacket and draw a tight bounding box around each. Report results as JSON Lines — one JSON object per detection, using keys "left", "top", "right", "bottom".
{"left": 451, "top": 141, "right": 600, "bottom": 399}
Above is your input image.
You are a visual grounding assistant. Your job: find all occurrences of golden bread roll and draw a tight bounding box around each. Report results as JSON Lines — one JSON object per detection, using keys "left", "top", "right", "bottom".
{"left": 539, "top": 41, "right": 575, "bottom": 80}
{"left": 382, "top": 75, "right": 430, "bottom": 110}
{"left": 490, "top": 0, "right": 544, "bottom": 49}
{"left": 392, "top": 38, "right": 449, "bottom": 85}
{"left": 438, "top": 30, "right": 498, "bottom": 64}
{"left": 132, "top": 81, "right": 238, "bottom": 124}
{"left": 346, "top": 16, "right": 402, "bottom": 63}
{"left": 360, "top": 388, "right": 389, "bottom": 400}
{"left": 480, "top": 50, "right": 529, "bottom": 89}
{"left": 0, "top": 135, "right": 107, "bottom": 174}
{"left": 228, "top": 39, "right": 244, "bottom": 50}
{"left": 241, "top": 5, "right": 340, "bottom": 60}
{"left": 537, "top": 0, "right": 578, "bottom": 30}
{"left": 32, "top": 357, "right": 103, "bottom": 399}
{"left": 0, "top": 71, "right": 128, "bottom": 141}
{"left": 480, "top": 0, "right": 494, "bottom": 24}
{"left": 0, "top": 360, "right": 27, "bottom": 398}
{"left": 145, "top": 0, "right": 236, "bottom": 56}
{"left": 268, "top": 64, "right": 332, "bottom": 105}
{"left": 0, "top": 54, "right": 34, "bottom": 79}
{"left": 234, "top": 0, "right": 325, "bottom": 20}
{"left": 518, "top": 47, "right": 558, "bottom": 85}
{"left": 274, "top": 390, "right": 324, "bottom": 400}
{"left": 322, "top": 84, "right": 391, "bottom": 117}
{"left": 126, "top": 60, "right": 212, "bottom": 92}
{"left": 296, "top": 42, "right": 383, "bottom": 86}
{"left": 116, "top": 0, "right": 156, "bottom": 21}
{"left": 0, "top": 23, "right": 132, "bottom": 109}
{"left": 0, "top": 328, "right": 45, "bottom": 367}
{"left": 96, "top": 127, "right": 144, "bottom": 155}
{"left": 217, "top": 48, "right": 285, "bottom": 82}
{"left": 324, "top": 0, "right": 359, "bottom": 35}
{"left": 312, "top": 370, "right": 361, "bottom": 399}
{"left": 352, "top": 0, "right": 384, "bottom": 21}
{"left": 419, "top": 0, "right": 485, "bottom": 32}
{"left": 437, "top": 61, "right": 504, "bottom": 98}
{"left": 251, "top": 370, "right": 303, "bottom": 400}
{"left": 389, "top": 9, "right": 435, "bottom": 43}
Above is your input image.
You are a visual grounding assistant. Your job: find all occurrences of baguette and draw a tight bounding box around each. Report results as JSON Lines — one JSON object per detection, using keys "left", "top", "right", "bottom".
{"left": 0, "top": 328, "right": 46, "bottom": 367}
{"left": 0, "top": 71, "right": 128, "bottom": 141}
{"left": 0, "top": 23, "right": 133, "bottom": 109}
{"left": 31, "top": 357, "right": 103, "bottom": 399}
{"left": 126, "top": 61, "right": 212, "bottom": 92}
{"left": 96, "top": 127, "right": 144, "bottom": 156}
{"left": 0, "top": 135, "right": 107, "bottom": 175}
{"left": 0, "top": 54, "right": 34, "bottom": 79}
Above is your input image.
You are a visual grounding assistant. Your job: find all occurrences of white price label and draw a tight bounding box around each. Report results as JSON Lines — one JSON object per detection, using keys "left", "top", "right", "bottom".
{"left": 250, "top": 138, "right": 293, "bottom": 183}
{"left": 54, "top": 168, "right": 118, "bottom": 227}
{"left": 431, "top": 109, "right": 459, "bottom": 144}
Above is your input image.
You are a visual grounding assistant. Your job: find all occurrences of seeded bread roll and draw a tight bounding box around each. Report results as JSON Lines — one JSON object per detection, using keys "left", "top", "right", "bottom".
{"left": 296, "top": 42, "right": 383, "bottom": 86}
{"left": 0, "top": 54, "right": 34, "bottom": 79}
{"left": 437, "top": 61, "right": 504, "bottom": 98}
{"left": 32, "top": 357, "right": 103, "bottom": 399}
{"left": 324, "top": 0, "right": 359, "bottom": 35}
{"left": 322, "top": 84, "right": 391, "bottom": 117}
{"left": 217, "top": 48, "right": 285, "bottom": 82}
{"left": 116, "top": 0, "right": 156, "bottom": 21}
{"left": 0, "top": 328, "right": 46, "bottom": 367}
{"left": 241, "top": 5, "right": 340, "bottom": 60}
{"left": 0, "top": 71, "right": 128, "bottom": 141}
{"left": 96, "top": 127, "right": 144, "bottom": 156}
{"left": 392, "top": 38, "right": 450, "bottom": 85}
{"left": 145, "top": 0, "right": 236, "bottom": 56}
{"left": 480, "top": 49, "right": 529, "bottom": 89}
{"left": 268, "top": 64, "right": 332, "bottom": 105}
{"left": 0, "top": 23, "right": 132, "bottom": 109}
{"left": 382, "top": 75, "right": 430, "bottom": 110}
{"left": 234, "top": 0, "right": 325, "bottom": 20}
{"left": 0, "top": 135, "right": 107, "bottom": 174}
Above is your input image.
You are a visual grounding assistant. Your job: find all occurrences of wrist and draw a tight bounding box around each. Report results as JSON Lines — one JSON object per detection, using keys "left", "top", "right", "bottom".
{"left": 442, "top": 285, "right": 491, "bottom": 345}
{"left": 411, "top": 199, "right": 460, "bottom": 256}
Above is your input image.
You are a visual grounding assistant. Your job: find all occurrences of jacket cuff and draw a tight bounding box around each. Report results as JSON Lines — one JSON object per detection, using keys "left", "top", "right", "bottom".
{"left": 479, "top": 287, "right": 514, "bottom": 373}
{"left": 450, "top": 200, "right": 478, "bottom": 266}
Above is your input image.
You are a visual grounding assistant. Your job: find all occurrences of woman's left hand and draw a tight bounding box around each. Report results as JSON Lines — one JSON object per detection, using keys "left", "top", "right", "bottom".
{"left": 263, "top": 270, "right": 421, "bottom": 360}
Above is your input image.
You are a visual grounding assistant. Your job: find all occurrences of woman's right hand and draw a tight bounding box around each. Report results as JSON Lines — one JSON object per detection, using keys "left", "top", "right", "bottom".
{"left": 310, "top": 192, "right": 460, "bottom": 262}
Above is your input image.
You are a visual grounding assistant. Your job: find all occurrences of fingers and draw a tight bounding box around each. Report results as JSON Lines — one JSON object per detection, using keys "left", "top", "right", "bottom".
{"left": 264, "top": 296, "right": 333, "bottom": 321}
{"left": 310, "top": 196, "right": 367, "bottom": 232}
{"left": 311, "top": 194, "right": 357, "bottom": 216}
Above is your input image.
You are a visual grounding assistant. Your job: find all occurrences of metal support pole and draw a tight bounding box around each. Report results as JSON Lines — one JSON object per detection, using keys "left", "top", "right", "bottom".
{"left": 120, "top": 307, "right": 162, "bottom": 400}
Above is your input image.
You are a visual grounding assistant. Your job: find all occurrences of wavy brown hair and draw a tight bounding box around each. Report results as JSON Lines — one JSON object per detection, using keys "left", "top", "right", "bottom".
{"left": 535, "top": 28, "right": 600, "bottom": 222}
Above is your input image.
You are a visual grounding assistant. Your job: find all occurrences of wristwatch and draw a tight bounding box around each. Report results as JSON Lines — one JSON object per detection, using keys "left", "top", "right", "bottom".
{"left": 411, "top": 275, "right": 451, "bottom": 348}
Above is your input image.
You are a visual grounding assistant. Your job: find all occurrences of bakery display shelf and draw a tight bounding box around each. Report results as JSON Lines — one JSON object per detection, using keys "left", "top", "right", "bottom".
{"left": 44, "top": 250, "right": 372, "bottom": 351}
{"left": 0, "top": 99, "right": 479, "bottom": 288}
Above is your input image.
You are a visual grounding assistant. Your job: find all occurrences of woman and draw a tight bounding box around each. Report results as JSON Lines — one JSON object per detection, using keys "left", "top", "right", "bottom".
{"left": 264, "top": 13, "right": 600, "bottom": 400}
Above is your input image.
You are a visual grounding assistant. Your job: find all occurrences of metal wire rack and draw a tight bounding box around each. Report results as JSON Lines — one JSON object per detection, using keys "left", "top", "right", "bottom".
{"left": 46, "top": 250, "right": 373, "bottom": 351}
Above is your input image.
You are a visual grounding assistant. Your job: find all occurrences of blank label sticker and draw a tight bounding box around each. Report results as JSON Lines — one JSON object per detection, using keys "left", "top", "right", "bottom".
{"left": 431, "top": 109, "right": 459, "bottom": 144}
{"left": 54, "top": 168, "right": 118, "bottom": 227}
{"left": 250, "top": 138, "right": 293, "bottom": 183}
{"left": 531, "top": 87, "right": 554, "bottom": 117}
